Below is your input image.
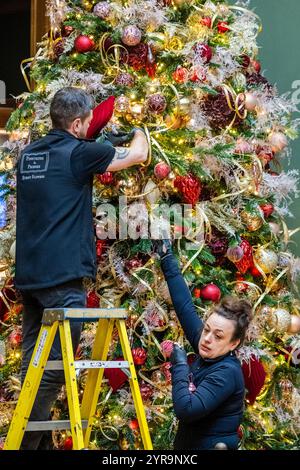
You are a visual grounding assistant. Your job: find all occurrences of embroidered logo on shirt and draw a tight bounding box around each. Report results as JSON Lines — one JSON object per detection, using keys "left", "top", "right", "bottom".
{"left": 20, "top": 152, "right": 49, "bottom": 180}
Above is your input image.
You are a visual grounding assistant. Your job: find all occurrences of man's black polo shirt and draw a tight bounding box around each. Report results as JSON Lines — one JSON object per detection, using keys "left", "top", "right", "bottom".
{"left": 15, "top": 129, "right": 115, "bottom": 290}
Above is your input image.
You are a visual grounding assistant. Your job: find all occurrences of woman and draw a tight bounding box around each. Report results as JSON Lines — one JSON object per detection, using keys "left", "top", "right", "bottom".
{"left": 154, "top": 240, "right": 252, "bottom": 450}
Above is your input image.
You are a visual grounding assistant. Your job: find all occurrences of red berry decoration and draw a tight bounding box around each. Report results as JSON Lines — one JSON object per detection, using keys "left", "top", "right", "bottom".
{"left": 154, "top": 162, "right": 171, "bottom": 180}
{"left": 132, "top": 347, "right": 147, "bottom": 365}
{"left": 97, "top": 171, "right": 114, "bottom": 185}
{"left": 217, "top": 21, "right": 229, "bottom": 33}
{"left": 200, "top": 284, "right": 221, "bottom": 302}
{"left": 235, "top": 239, "right": 254, "bottom": 274}
{"left": 174, "top": 173, "right": 202, "bottom": 206}
{"left": 96, "top": 239, "right": 106, "bottom": 258}
{"left": 129, "top": 418, "right": 139, "bottom": 430}
{"left": 172, "top": 66, "right": 188, "bottom": 84}
{"left": 193, "top": 43, "right": 213, "bottom": 63}
{"left": 86, "top": 290, "right": 100, "bottom": 308}
{"left": 201, "top": 17, "right": 212, "bottom": 28}
{"left": 260, "top": 203, "right": 274, "bottom": 218}
{"left": 251, "top": 59, "right": 261, "bottom": 73}
{"left": 63, "top": 436, "right": 73, "bottom": 450}
{"left": 193, "top": 288, "right": 201, "bottom": 298}
{"left": 74, "top": 35, "right": 95, "bottom": 53}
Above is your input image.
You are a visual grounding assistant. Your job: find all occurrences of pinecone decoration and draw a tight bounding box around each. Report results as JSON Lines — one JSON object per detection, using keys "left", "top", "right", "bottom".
{"left": 246, "top": 73, "right": 273, "bottom": 94}
{"left": 201, "top": 88, "right": 243, "bottom": 130}
{"left": 121, "top": 43, "right": 148, "bottom": 71}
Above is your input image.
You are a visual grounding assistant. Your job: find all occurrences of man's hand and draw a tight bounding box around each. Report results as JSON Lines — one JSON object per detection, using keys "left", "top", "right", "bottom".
{"left": 170, "top": 344, "right": 188, "bottom": 366}
{"left": 104, "top": 129, "right": 135, "bottom": 147}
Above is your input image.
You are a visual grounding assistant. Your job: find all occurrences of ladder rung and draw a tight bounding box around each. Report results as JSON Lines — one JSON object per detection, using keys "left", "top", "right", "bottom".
{"left": 26, "top": 420, "right": 88, "bottom": 431}
{"left": 45, "top": 360, "right": 130, "bottom": 370}
{"left": 42, "top": 308, "right": 127, "bottom": 325}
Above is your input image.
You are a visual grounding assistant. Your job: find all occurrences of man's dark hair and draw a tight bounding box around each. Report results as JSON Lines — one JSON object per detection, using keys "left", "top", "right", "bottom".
{"left": 50, "top": 87, "right": 94, "bottom": 130}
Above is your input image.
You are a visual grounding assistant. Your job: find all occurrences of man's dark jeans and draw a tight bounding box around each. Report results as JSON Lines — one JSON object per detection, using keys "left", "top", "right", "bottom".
{"left": 19, "top": 279, "right": 86, "bottom": 450}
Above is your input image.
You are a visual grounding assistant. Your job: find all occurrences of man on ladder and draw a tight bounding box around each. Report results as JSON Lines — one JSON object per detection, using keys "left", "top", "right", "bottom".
{"left": 14, "top": 87, "right": 149, "bottom": 450}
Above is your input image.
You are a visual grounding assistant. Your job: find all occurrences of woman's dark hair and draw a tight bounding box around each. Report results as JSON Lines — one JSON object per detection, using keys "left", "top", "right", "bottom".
{"left": 212, "top": 296, "right": 253, "bottom": 345}
{"left": 50, "top": 87, "right": 94, "bottom": 130}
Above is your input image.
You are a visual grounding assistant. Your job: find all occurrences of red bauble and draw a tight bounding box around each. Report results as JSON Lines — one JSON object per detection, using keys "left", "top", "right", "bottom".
{"left": 104, "top": 358, "right": 128, "bottom": 392}
{"left": 249, "top": 265, "right": 262, "bottom": 277}
{"left": 8, "top": 329, "right": 22, "bottom": 348}
{"left": 140, "top": 381, "right": 154, "bottom": 400}
{"left": 86, "top": 290, "right": 100, "bottom": 308}
{"left": 193, "top": 43, "right": 213, "bottom": 63}
{"left": 200, "top": 284, "right": 221, "bottom": 302}
{"left": 125, "top": 258, "right": 143, "bottom": 272}
{"left": 129, "top": 418, "right": 139, "bottom": 431}
{"left": 190, "top": 66, "right": 206, "bottom": 82}
{"left": 235, "top": 239, "right": 254, "bottom": 274}
{"left": 172, "top": 67, "right": 188, "bottom": 84}
{"left": 62, "top": 25, "right": 74, "bottom": 37}
{"left": 147, "top": 93, "right": 167, "bottom": 114}
{"left": 201, "top": 17, "right": 212, "bottom": 28}
{"left": 160, "top": 340, "right": 174, "bottom": 358}
{"left": 251, "top": 59, "right": 261, "bottom": 73}
{"left": 132, "top": 347, "right": 147, "bottom": 365}
{"left": 241, "top": 355, "right": 266, "bottom": 405}
{"left": 193, "top": 288, "right": 201, "bottom": 298}
{"left": 74, "top": 35, "right": 95, "bottom": 53}
{"left": 235, "top": 274, "right": 248, "bottom": 293}
{"left": 174, "top": 173, "right": 202, "bottom": 206}
{"left": 63, "top": 436, "right": 73, "bottom": 450}
{"left": 217, "top": 21, "right": 229, "bottom": 33}
{"left": 240, "top": 54, "right": 251, "bottom": 68}
{"left": 97, "top": 171, "right": 115, "bottom": 185}
{"left": 96, "top": 239, "right": 106, "bottom": 258}
{"left": 154, "top": 162, "right": 171, "bottom": 180}
{"left": 260, "top": 203, "right": 274, "bottom": 218}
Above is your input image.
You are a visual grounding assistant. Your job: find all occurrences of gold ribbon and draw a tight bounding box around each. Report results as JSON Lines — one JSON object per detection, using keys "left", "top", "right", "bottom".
{"left": 20, "top": 58, "right": 34, "bottom": 92}
{"left": 253, "top": 267, "right": 289, "bottom": 313}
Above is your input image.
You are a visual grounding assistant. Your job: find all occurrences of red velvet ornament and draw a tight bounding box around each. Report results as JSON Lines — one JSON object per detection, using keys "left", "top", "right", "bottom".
{"left": 86, "top": 96, "right": 115, "bottom": 139}
{"left": 193, "top": 43, "right": 213, "bottom": 63}
{"left": 86, "top": 290, "right": 100, "bottom": 308}
{"left": 201, "top": 17, "right": 212, "bottom": 28}
{"left": 251, "top": 59, "right": 261, "bottom": 73}
{"left": 129, "top": 418, "right": 139, "bottom": 430}
{"left": 217, "top": 21, "right": 229, "bottom": 33}
{"left": 104, "top": 358, "right": 128, "bottom": 392}
{"left": 172, "top": 67, "right": 188, "bottom": 84}
{"left": 74, "top": 35, "right": 95, "bottom": 53}
{"left": 260, "top": 203, "right": 274, "bottom": 218}
{"left": 193, "top": 288, "right": 201, "bottom": 298}
{"left": 132, "top": 347, "right": 147, "bottom": 365}
{"left": 235, "top": 239, "right": 254, "bottom": 274}
{"left": 63, "top": 436, "right": 73, "bottom": 450}
{"left": 154, "top": 162, "right": 171, "bottom": 180}
{"left": 140, "top": 381, "right": 154, "bottom": 400}
{"left": 200, "top": 284, "right": 221, "bottom": 302}
{"left": 97, "top": 171, "right": 115, "bottom": 185}
{"left": 174, "top": 173, "right": 202, "bottom": 206}
{"left": 241, "top": 355, "right": 266, "bottom": 405}
{"left": 8, "top": 330, "right": 22, "bottom": 348}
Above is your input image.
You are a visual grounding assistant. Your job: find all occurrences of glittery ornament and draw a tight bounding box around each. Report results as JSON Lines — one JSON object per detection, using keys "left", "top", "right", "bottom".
{"left": 93, "top": 2, "right": 111, "bottom": 19}
{"left": 200, "top": 284, "right": 221, "bottom": 302}
{"left": 74, "top": 35, "right": 95, "bottom": 53}
{"left": 121, "top": 25, "right": 142, "bottom": 47}
{"left": 235, "top": 239, "right": 254, "bottom": 274}
{"left": 241, "top": 210, "right": 264, "bottom": 232}
{"left": 249, "top": 265, "right": 262, "bottom": 277}
{"left": 269, "top": 308, "right": 291, "bottom": 333}
{"left": 174, "top": 173, "right": 201, "bottom": 206}
{"left": 140, "top": 381, "right": 154, "bottom": 400}
{"left": 151, "top": 369, "right": 165, "bottom": 384}
{"left": 132, "top": 347, "right": 147, "bottom": 365}
{"left": 244, "top": 92, "right": 259, "bottom": 111}
{"left": 254, "top": 247, "right": 278, "bottom": 274}
{"left": 86, "top": 290, "right": 100, "bottom": 308}
{"left": 193, "top": 42, "right": 213, "bottom": 63}
{"left": 115, "top": 72, "right": 135, "bottom": 87}
{"left": 226, "top": 245, "right": 244, "bottom": 263}
{"left": 217, "top": 21, "right": 229, "bottom": 33}
{"left": 288, "top": 315, "right": 300, "bottom": 334}
{"left": 63, "top": 436, "right": 73, "bottom": 450}
{"left": 160, "top": 340, "right": 174, "bottom": 358}
{"left": 146, "top": 93, "right": 167, "bottom": 114}
{"left": 8, "top": 329, "right": 22, "bottom": 348}
{"left": 201, "top": 16, "right": 212, "bottom": 28}
{"left": 260, "top": 203, "right": 274, "bottom": 218}
{"left": 97, "top": 171, "right": 115, "bottom": 185}
{"left": 172, "top": 66, "right": 189, "bottom": 84}
{"left": 115, "top": 95, "right": 130, "bottom": 113}
{"left": 154, "top": 162, "right": 171, "bottom": 180}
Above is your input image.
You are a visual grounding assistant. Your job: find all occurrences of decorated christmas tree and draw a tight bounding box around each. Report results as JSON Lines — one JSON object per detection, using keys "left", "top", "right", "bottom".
{"left": 1, "top": 0, "right": 300, "bottom": 450}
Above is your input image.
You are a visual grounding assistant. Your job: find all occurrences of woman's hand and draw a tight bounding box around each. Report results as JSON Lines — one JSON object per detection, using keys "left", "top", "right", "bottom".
{"left": 152, "top": 239, "right": 173, "bottom": 259}
{"left": 170, "top": 344, "right": 188, "bottom": 365}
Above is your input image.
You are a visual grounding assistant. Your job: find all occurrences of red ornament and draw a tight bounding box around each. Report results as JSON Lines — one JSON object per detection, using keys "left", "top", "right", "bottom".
{"left": 174, "top": 173, "right": 202, "bottom": 206}
{"left": 122, "top": 43, "right": 148, "bottom": 71}
{"left": 241, "top": 355, "right": 266, "bottom": 405}
{"left": 217, "top": 21, "right": 229, "bottom": 33}
{"left": 147, "top": 93, "right": 167, "bottom": 114}
{"left": 260, "top": 203, "right": 274, "bottom": 218}
{"left": 201, "top": 17, "right": 212, "bottom": 28}
{"left": 160, "top": 340, "right": 174, "bottom": 358}
{"left": 86, "top": 290, "right": 100, "bottom": 308}
{"left": 125, "top": 258, "right": 143, "bottom": 272}
{"left": 237, "top": 425, "right": 244, "bottom": 440}
{"left": 96, "top": 239, "right": 106, "bottom": 258}
{"left": 97, "top": 171, "right": 115, "bottom": 185}
{"left": 193, "top": 288, "right": 201, "bottom": 298}
{"left": 200, "top": 284, "right": 221, "bottom": 302}
{"left": 140, "top": 381, "right": 154, "bottom": 400}
{"left": 8, "top": 329, "right": 22, "bottom": 348}
{"left": 235, "top": 274, "right": 248, "bottom": 293}
{"left": 132, "top": 347, "right": 147, "bottom": 365}
{"left": 249, "top": 265, "right": 262, "bottom": 277}
{"left": 129, "top": 418, "right": 139, "bottom": 431}
{"left": 240, "top": 54, "right": 251, "bottom": 68}
{"left": 154, "top": 162, "right": 171, "bottom": 180}
{"left": 86, "top": 96, "right": 115, "bottom": 139}
{"left": 235, "top": 239, "right": 254, "bottom": 274}
{"left": 74, "top": 35, "right": 95, "bottom": 53}
{"left": 63, "top": 436, "right": 73, "bottom": 450}
{"left": 193, "top": 43, "right": 213, "bottom": 63}
{"left": 104, "top": 357, "right": 128, "bottom": 392}
{"left": 251, "top": 59, "right": 261, "bottom": 73}
{"left": 62, "top": 25, "right": 74, "bottom": 37}
{"left": 172, "top": 67, "right": 188, "bottom": 84}
{"left": 190, "top": 66, "right": 206, "bottom": 83}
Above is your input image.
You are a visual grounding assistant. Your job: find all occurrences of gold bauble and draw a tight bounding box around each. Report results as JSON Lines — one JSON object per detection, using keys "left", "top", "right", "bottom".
{"left": 164, "top": 35, "right": 184, "bottom": 52}
{"left": 241, "top": 210, "right": 264, "bottom": 232}
{"left": 288, "top": 315, "right": 300, "bottom": 334}
{"left": 165, "top": 113, "right": 184, "bottom": 130}
{"left": 115, "top": 95, "right": 130, "bottom": 113}
{"left": 269, "top": 308, "right": 291, "bottom": 333}
{"left": 119, "top": 438, "right": 130, "bottom": 450}
{"left": 254, "top": 247, "right": 278, "bottom": 274}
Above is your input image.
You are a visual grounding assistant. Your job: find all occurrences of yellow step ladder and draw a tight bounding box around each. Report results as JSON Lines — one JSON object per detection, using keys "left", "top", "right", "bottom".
{"left": 4, "top": 308, "right": 153, "bottom": 450}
